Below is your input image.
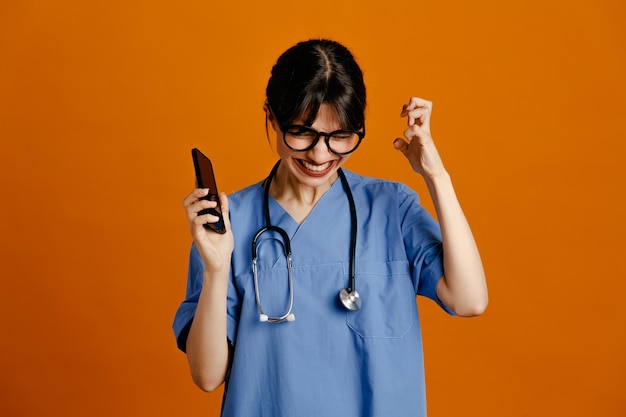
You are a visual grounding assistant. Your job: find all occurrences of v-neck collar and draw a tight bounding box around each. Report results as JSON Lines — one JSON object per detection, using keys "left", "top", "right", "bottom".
{"left": 264, "top": 177, "right": 344, "bottom": 240}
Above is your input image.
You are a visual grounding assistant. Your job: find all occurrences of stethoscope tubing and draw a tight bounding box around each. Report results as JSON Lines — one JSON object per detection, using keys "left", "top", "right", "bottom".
{"left": 337, "top": 166, "right": 357, "bottom": 294}
{"left": 251, "top": 224, "right": 295, "bottom": 323}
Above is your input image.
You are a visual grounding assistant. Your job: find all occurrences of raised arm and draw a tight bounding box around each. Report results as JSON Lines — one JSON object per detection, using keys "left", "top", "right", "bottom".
{"left": 393, "top": 97, "right": 488, "bottom": 317}
{"left": 182, "top": 189, "right": 234, "bottom": 391}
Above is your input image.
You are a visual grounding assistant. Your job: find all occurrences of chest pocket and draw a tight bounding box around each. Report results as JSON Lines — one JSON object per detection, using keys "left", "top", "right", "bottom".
{"left": 346, "top": 261, "right": 416, "bottom": 339}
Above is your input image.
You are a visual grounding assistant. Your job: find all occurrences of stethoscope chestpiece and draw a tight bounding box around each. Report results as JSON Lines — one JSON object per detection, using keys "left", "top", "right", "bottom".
{"left": 339, "top": 288, "right": 362, "bottom": 311}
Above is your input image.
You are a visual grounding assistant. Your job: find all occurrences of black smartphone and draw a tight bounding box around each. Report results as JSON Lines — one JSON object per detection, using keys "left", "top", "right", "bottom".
{"left": 191, "top": 148, "right": 226, "bottom": 234}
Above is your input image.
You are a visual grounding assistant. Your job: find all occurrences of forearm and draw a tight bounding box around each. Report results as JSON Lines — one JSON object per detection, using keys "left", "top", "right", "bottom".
{"left": 186, "top": 267, "right": 231, "bottom": 392}
{"left": 425, "top": 172, "right": 488, "bottom": 316}
{"left": 393, "top": 97, "right": 487, "bottom": 315}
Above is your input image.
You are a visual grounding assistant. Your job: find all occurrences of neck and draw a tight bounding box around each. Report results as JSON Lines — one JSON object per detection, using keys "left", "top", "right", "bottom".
{"left": 266, "top": 163, "right": 339, "bottom": 224}
{"left": 270, "top": 163, "right": 338, "bottom": 206}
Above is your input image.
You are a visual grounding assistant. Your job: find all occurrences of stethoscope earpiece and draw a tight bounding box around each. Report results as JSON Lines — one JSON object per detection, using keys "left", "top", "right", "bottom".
{"left": 259, "top": 313, "right": 295, "bottom": 323}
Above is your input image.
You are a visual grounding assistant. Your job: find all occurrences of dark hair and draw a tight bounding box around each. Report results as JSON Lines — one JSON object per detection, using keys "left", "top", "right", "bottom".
{"left": 266, "top": 39, "right": 366, "bottom": 131}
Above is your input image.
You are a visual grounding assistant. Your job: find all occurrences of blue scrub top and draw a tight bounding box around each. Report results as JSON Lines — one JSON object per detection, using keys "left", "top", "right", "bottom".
{"left": 173, "top": 170, "right": 452, "bottom": 417}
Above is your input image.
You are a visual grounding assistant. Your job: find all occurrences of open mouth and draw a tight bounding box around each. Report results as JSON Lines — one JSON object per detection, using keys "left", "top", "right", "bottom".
{"left": 296, "top": 159, "right": 336, "bottom": 176}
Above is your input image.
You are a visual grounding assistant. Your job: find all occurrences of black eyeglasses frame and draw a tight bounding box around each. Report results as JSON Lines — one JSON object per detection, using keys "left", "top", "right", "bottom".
{"left": 278, "top": 124, "right": 366, "bottom": 156}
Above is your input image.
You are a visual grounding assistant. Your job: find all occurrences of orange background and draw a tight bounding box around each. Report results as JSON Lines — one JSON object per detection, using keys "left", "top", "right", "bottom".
{"left": 1, "top": 1, "right": 625, "bottom": 416}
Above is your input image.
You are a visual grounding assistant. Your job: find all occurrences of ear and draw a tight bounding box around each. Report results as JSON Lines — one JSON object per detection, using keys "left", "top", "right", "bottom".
{"left": 263, "top": 102, "right": 278, "bottom": 132}
{"left": 263, "top": 102, "right": 273, "bottom": 120}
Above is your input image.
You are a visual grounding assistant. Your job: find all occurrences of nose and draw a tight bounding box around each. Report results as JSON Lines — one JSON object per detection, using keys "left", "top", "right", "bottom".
{"left": 308, "top": 133, "right": 333, "bottom": 158}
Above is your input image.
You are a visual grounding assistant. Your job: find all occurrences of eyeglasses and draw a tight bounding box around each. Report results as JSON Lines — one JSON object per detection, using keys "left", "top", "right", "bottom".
{"left": 279, "top": 124, "right": 365, "bottom": 156}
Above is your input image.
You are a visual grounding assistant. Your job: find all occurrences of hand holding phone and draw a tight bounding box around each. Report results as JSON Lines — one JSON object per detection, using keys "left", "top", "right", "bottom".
{"left": 191, "top": 148, "right": 226, "bottom": 234}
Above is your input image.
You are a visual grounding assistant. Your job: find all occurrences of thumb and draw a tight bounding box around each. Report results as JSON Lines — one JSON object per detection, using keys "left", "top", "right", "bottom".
{"left": 219, "top": 192, "right": 231, "bottom": 229}
{"left": 393, "top": 138, "right": 409, "bottom": 155}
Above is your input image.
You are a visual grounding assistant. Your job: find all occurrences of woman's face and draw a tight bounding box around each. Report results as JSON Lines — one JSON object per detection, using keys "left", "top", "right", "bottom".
{"left": 271, "top": 103, "right": 352, "bottom": 189}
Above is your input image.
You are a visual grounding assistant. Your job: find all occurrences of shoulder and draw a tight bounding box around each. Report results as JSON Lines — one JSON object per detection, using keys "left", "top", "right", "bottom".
{"left": 227, "top": 180, "right": 264, "bottom": 212}
{"left": 341, "top": 169, "right": 418, "bottom": 204}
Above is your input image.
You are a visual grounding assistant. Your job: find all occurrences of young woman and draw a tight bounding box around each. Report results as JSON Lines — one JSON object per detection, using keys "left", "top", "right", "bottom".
{"left": 174, "top": 39, "right": 487, "bottom": 417}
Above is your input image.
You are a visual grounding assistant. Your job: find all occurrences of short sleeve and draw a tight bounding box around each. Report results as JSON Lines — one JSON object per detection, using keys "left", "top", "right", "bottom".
{"left": 398, "top": 184, "right": 454, "bottom": 315}
{"left": 172, "top": 243, "right": 241, "bottom": 353}
{"left": 172, "top": 244, "right": 204, "bottom": 352}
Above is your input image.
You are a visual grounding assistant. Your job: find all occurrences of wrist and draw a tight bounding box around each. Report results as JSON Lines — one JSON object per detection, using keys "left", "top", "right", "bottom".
{"left": 202, "top": 265, "right": 230, "bottom": 285}
{"left": 203, "top": 260, "right": 231, "bottom": 275}
{"left": 423, "top": 169, "right": 451, "bottom": 188}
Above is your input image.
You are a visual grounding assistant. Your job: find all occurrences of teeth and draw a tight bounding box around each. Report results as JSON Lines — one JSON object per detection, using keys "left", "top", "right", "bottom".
{"left": 301, "top": 160, "right": 331, "bottom": 172}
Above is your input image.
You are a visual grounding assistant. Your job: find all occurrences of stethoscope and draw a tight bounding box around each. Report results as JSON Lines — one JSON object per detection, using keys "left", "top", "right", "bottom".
{"left": 251, "top": 160, "right": 361, "bottom": 323}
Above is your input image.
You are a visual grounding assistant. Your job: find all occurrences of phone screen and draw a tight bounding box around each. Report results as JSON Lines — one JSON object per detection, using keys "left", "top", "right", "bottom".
{"left": 191, "top": 148, "right": 226, "bottom": 234}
